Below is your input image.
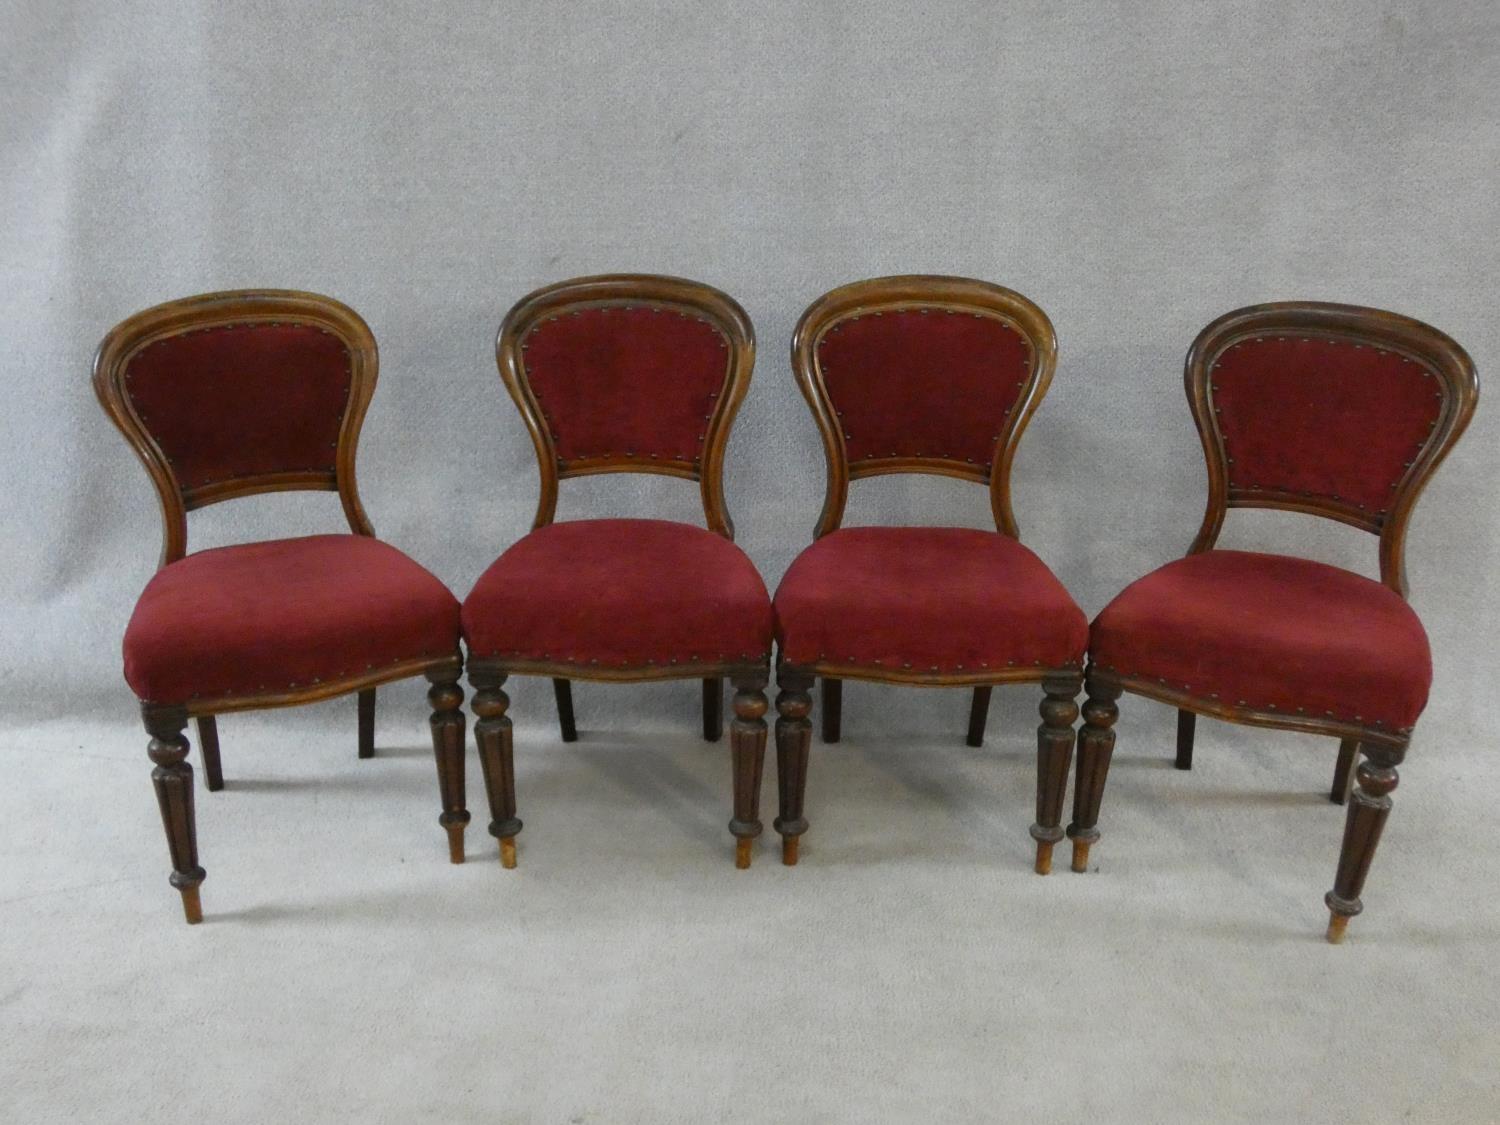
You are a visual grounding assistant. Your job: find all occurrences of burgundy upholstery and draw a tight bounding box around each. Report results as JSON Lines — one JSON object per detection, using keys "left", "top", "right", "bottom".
{"left": 521, "top": 305, "right": 729, "bottom": 464}
{"left": 1089, "top": 550, "right": 1431, "bottom": 732}
{"left": 1211, "top": 335, "right": 1442, "bottom": 515}
{"left": 124, "top": 535, "right": 460, "bottom": 705}
{"left": 816, "top": 308, "right": 1033, "bottom": 467}
{"left": 773, "top": 527, "right": 1087, "bottom": 674}
{"left": 123, "top": 323, "right": 352, "bottom": 492}
{"left": 462, "top": 519, "right": 773, "bottom": 667}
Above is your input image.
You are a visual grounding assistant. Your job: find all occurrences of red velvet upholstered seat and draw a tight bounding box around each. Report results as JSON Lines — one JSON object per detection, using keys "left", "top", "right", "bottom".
{"left": 1089, "top": 550, "right": 1430, "bottom": 733}
{"left": 774, "top": 527, "right": 1088, "bottom": 676}
{"left": 124, "top": 534, "right": 461, "bottom": 706}
{"left": 463, "top": 519, "right": 773, "bottom": 669}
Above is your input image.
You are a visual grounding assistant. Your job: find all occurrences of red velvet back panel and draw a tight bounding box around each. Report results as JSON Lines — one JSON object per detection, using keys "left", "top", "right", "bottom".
{"left": 816, "top": 308, "right": 1033, "bottom": 467}
{"left": 124, "top": 323, "right": 352, "bottom": 492}
{"left": 1212, "top": 336, "right": 1442, "bottom": 516}
{"left": 520, "top": 305, "right": 730, "bottom": 465}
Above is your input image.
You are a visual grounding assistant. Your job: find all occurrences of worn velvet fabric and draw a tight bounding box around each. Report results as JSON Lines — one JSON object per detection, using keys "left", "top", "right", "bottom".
{"left": 1089, "top": 549, "right": 1431, "bottom": 731}
{"left": 816, "top": 308, "right": 1033, "bottom": 467}
{"left": 521, "top": 305, "right": 729, "bottom": 464}
{"left": 1211, "top": 335, "right": 1442, "bottom": 515}
{"left": 773, "top": 527, "right": 1087, "bottom": 674}
{"left": 123, "top": 534, "right": 460, "bottom": 704}
{"left": 462, "top": 519, "right": 773, "bottom": 668}
{"left": 123, "top": 323, "right": 353, "bottom": 492}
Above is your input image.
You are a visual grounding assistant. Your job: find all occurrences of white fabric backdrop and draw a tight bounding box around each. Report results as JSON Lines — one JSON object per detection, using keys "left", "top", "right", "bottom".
{"left": 3, "top": 1, "right": 1496, "bottom": 742}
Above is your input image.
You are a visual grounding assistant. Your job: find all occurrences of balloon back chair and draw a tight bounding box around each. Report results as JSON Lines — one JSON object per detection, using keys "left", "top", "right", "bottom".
{"left": 771, "top": 276, "right": 1089, "bottom": 869}
{"left": 94, "top": 290, "right": 465, "bottom": 923}
{"left": 1080, "top": 302, "right": 1478, "bottom": 941}
{"left": 462, "top": 275, "right": 774, "bottom": 869}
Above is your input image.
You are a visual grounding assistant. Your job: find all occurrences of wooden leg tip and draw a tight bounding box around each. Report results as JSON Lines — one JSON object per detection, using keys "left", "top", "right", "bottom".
{"left": 1034, "top": 841, "right": 1054, "bottom": 876}
{"left": 446, "top": 827, "right": 465, "bottom": 865}
{"left": 1326, "top": 913, "right": 1349, "bottom": 944}
{"left": 782, "top": 837, "right": 799, "bottom": 866}
{"left": 735, "top": 838, "right": 752, "bottom": 869}
{"left": 180, "top": 886, "right": 203, "bottom": 925}
{"left": 500, "top": 837, "right": 517, "bottom": 869}
{"left": 1070, "top": 841, "right": 1091, "bottom": 873}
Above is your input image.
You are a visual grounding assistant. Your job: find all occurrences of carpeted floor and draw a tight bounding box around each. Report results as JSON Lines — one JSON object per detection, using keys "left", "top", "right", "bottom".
{"left": 3, "top": 687, "right": 1496, "bottom": 1123}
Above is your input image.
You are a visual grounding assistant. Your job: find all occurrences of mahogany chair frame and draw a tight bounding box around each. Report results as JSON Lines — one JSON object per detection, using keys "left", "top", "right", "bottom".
{"left": 1072, "top": 301, "right": 1478, "bottom": 941}
{"left": 775, "top": 275, "right": 1082, "bottom": 871}
{"left": 471, "top": 274, "right": 769, "bottom": 868}
{"left": 94, "top": 290, "right": 467, "bottom": 924}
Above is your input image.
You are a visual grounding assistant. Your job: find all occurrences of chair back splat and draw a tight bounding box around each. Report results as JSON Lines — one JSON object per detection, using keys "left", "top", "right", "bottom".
{"left": 790, "top": 275, "right": 1058, "bottom": 539}
{"left": 93, "top": 289, "right": 379, "bottom": 567}
{"left": 496, "top": 274, "right": 755, "bottom": 539}
{"left": 1184, "top": 302, "right": 1478, "bottom": 597}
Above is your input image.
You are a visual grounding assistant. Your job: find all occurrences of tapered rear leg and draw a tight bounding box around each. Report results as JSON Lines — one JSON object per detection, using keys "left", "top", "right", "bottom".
{"left": 1031, "top": 673, "right": 1081, "bottom": 874}
{"left": 1331, "top": 738, "right": 1357, "bottom": 805}
{"left": 1325, "top": 743, "right": 1403, "bottom": 943}
{"left": 967, "top": 686, "right": 993, "bottom": 748}
{"left": 774, "top": 669, "right": 814, "bottom": 865}
{"left": 702, "top": 677, "right": 723, "bottom": 742}
{"left": 357, "top": 689, "right": 376, "bottom": 759}
{"left": 195, "top": 715, "right": 224, "bottom": 792}
{"left": 472, "top": 666, "right": 521, "bottom": 868}
{"left": 426, "top": 667, "right": 469, "bottom": 863}
{"left": 145, "top": 705, "right": 205, "bottom": 924}
{"left": 821, "top": 677, "right": 842, "bottom": 743}
{"left": 551, "top": 678, "right": 578, "bottom": 743}
{"left": 1066, "top": 672, "right": 1122, "bottom": 872}
{"left": 729, "top": 672, "right": 769, "bottom": 868}
{"left": 1175, "top": 709, "right": 1195, "bottom": 770}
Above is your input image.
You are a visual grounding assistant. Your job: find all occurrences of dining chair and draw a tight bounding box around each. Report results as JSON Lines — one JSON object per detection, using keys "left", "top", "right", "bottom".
{"left": 462, "top": 274, "right": 774, "bottom": 868}
{"left": 771, "top": 276, "right": 1088, "bottom": 869}
{"left": 94, "top": 290, "right": 466, "bottom": 924}
{"left": 1076, "top": 301, "right": 1478, "bottom": 941}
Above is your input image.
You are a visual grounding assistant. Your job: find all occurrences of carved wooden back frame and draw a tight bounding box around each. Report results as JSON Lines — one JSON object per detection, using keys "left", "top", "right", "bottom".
{"left": 93, "top": 289, "right": 379, "bottom": 570}
{"left": 790, "top": 275, "right": 1059, "bottom": 540}
{"left": 1184, "top": 301, "right": 1478, "bottom": 598}
{"left": 495, "top": 274, "right": 756, "bottom": 540}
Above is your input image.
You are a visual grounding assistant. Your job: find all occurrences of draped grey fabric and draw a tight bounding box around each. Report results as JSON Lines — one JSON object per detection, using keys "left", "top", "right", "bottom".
{"left": 2, "top": 1, "right": 1494, "bottom": 744}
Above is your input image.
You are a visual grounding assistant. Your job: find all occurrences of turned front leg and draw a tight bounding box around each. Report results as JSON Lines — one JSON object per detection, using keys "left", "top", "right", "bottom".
{"left": 1325, "top": 743, "right": 1403, "bottom": 943}
{"left": 144, "top": 705, "right": 205, "bottom": 924}
{"left": 1031, "top": 673, "right": 1081, "bottom": 874}
{"left": 426, "top": 668, "right": 469, "bottom": 864}
{"left": 729, "top": 672, "right": 769, "bottom": 869}
{"left": 1066, "top": 673, "right": 1121, "bottom": 873}
{"left": 471, "top": 666, "right": 521, "bottom": 868}
{"left": 774, "top": 669, "right": 814, "bottom": 865}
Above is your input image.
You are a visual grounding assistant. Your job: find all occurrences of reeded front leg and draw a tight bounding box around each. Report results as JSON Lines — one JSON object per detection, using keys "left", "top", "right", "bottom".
{"left": 702, "top": 677, "right": 723, "bottom": 742}
{"left": 1325, "top": 743, "right": 1403, "bottom": 943}
{"left": 729, "top": 672, "right": 769, "bottom": 869}
{"left": 471, "top": 665, "right": 521, "bottom": 868}
{"left": 1066, "top": 673, "right": 1122, "bottom": 873}
{"left": 1174, "top": 709, "right": 1195, "bottom": 770}
{"left": 426, "top": 667, "right": 469, "bottom": 864}
{"left": 1031, "top": 673, "right": 1081, "bottom": 874}
{"left": 967, "top": 686, "right": 993, "bottom": 748}
{"left": 774, "top": 669, "right": 814, "bottom": 865}
{"left": 195, "top": 715, "right": 224, "bottom": 791}
{"left": 357, "top": 689, "right": 376, "bottom": 759}
{"left": 1330, "top": 738, "right": 1357, "bottom": 805}
{"left": 144, "top": 705, "right": 205, "bottom": 924}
